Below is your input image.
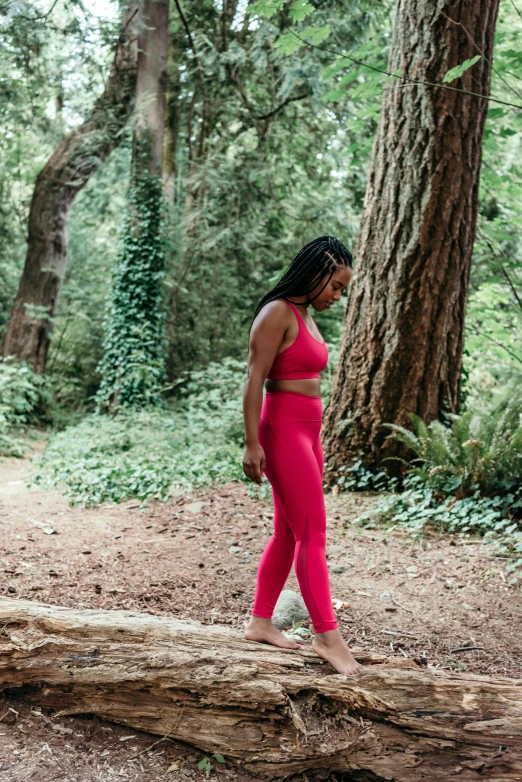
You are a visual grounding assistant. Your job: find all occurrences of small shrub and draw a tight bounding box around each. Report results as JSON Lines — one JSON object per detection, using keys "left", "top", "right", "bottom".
{"left": 0, "top": 357, "right": 48, "bottom": 456}
{"left": 333, "top": 452, "right": 398, "bottom": 493}
{"left": 33, "top": 357, "right": 250, "bottom": 506}
{"left": 198, "top": 753, "right": 225, "bottom": 778}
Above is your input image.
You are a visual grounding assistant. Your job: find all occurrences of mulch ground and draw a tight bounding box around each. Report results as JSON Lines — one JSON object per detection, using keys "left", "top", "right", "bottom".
{"left": 1, "top": 448, "right": 521, "bottom": 781}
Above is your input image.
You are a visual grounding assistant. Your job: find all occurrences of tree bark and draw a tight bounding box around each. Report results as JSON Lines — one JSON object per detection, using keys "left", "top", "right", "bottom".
{"left": 94, "top": 0, "right": 170, "bottom": 411}
{"left": 1, "top": 3, "right": 140, "bottom": 374}
{"left": 163, "top": 36, "right": 183, "bottom": 200}
{"left": 133, "top": 0, "right": 170, "bottom": 174}
{"left": 322, "top": 0, "right": 500, "bottom": 480}
{"left": 1, "top": 598, "right": 521, "bottom": 781}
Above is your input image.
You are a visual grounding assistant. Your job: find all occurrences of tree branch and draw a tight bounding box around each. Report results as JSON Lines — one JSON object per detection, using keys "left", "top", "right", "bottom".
{"left": 440, "top": 10, "right": 522, "bottom": 104}
{"left": 477, "top": 230, "right": 522, "bottom": 317}
{"left": 286, "top": 29, "right": 522, "bottom": 112}
{"left": 5, "top": 0, "right": 60, "bottom": 22}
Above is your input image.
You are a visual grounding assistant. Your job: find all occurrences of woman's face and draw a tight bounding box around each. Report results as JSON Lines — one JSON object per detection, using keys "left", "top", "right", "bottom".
{"left": 307, "top": 266, "right": 352, "bottom": 312}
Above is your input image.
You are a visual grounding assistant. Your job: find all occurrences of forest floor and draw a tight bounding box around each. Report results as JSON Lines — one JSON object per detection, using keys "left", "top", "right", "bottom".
{"left": 1, "top": 442, "right": 522, "bottom": 781}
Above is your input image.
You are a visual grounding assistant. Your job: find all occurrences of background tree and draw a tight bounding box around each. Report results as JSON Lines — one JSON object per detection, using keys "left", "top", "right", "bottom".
{"left": 321, "top": 0, "right": 501, "bottom": 481}
{"left": 162, "top": 0, "right": 386, "bottom": 379}
{"left": 1, "top": 1, "right": 140, "bottom": 374}
{"left": 95, "top": 0, "right": 170, "bottom": 410}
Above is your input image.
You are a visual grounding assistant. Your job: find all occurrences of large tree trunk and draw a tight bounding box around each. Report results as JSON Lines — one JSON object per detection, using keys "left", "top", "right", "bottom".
{"left": 1, "top": 3, "right": 140, "bottom": 374}
{"left": 1, "top": 598, "right": 521, "bottom": 781}
{"left": 322, "top": 0, "right": 500, "bottom": 480}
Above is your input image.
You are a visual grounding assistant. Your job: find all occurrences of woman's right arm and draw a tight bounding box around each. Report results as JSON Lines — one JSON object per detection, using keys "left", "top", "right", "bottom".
{"left": 242, "top": 302, "right": 287, "bottom": 485}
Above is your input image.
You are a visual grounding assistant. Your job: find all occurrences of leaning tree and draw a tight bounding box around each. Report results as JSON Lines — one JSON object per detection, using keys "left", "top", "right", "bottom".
{"left": 1, "top": 2, "right": 140, "bottom": 374}
{"left": 322, "top": 0, "right": 500, "bottom": 481}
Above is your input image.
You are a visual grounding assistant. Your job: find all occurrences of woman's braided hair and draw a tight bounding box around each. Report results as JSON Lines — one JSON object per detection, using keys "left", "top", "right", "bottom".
{"left": 250, "top": 235, "right": 353, "bottom": 332}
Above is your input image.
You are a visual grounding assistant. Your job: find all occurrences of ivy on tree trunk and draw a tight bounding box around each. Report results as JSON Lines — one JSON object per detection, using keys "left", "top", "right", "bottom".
{"left": 96, "top": 0, "right": 170, "bottom": 412}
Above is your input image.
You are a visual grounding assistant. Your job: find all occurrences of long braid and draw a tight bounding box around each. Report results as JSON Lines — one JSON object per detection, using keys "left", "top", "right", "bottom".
{"left": 250, "top": 235, "right": 353, "bottom": 333}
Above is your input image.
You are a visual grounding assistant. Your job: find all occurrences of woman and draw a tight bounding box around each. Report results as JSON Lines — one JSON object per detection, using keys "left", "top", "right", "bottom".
{"left": 242, "top": 236, "right": 364, "bottom": 677}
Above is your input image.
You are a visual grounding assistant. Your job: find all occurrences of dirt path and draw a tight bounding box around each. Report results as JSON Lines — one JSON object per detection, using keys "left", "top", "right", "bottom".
{"left": 1, "top": 449, "right": 522, "bottom": 781}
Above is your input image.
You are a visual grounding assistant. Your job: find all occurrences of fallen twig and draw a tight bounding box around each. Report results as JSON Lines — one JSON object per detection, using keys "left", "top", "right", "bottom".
{"left": 129, "top": 704, "right": 186, "bottom": 759}
{"left": 391, "top": 598, "right": 415, "bottom": 614}
{"left": 449, "top": 646, "right": 485, "bottom": 654}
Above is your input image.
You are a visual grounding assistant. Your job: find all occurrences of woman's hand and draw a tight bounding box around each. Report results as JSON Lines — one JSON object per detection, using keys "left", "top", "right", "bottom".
{"left": 243, "top": 443, "right": 266, "bottom": 486}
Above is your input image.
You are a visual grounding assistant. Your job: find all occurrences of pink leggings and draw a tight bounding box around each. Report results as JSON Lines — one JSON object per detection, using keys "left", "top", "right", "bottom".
{"left": 251, "top": 390, "right": 338, "bottom": 634}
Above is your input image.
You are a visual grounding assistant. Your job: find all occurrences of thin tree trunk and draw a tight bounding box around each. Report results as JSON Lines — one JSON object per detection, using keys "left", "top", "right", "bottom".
{"left": 95, "top": 0, "right": 170, "bottom": 410}
{"left": 133, "top": 0, "right": 169, "bottom": 173}
{"left": 1, "top": 3, "right": 140, "bottom": 374}
{"left": 1, "top": 598, "right": 521, "bottom": 781}
{"left": 322, "top": 0, "right": 500, "bottom": 480}
{"left": 163, "top": 37, "right": 183, "bottom": 200}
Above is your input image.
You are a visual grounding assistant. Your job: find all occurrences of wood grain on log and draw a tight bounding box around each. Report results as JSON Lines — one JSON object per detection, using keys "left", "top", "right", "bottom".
{"left": 1, "top": 598, "right": 521, "bottom": 780}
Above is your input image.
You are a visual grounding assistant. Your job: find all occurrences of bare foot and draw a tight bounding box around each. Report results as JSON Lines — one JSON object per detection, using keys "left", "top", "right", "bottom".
{"left": 311, "top": 629, "right": 364, "bottom": 676}
{"left": 244, "top": 616, "right": 301, "bottom": 649}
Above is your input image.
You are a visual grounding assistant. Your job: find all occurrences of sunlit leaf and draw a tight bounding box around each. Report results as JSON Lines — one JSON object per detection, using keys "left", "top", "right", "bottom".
{"left": 289, "top": 0, "right": 315, "bottom": 22}
{"left": 247, "top": 0, "right": 285, "bottom": 19}
{"left": 442, "top": 55, "right": 481, "bottom": 84}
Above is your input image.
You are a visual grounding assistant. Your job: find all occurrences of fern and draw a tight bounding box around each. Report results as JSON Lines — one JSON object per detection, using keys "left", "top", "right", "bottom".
{"left": 382, "top": 421, "right": 423, "bottom": 453}
{"left": 382, "top": 387, "right": 522, "bottom": 505}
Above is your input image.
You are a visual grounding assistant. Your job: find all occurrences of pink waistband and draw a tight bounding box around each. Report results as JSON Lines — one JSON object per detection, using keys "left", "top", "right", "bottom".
{"left": 261, "top": 389, "right": 323, "bottom": 424}
{"left": 265, "top": 390, "right": 321, "bottom": 399}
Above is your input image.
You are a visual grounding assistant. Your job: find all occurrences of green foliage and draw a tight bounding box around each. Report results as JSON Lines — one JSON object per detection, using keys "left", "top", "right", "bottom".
{"left": 274, "top": 25, "right": 331, "bottom": 56}
{"left": 33, "top": 357, "right": 248, "bottom": 506}
{"left": 334, "top": 455, "right": 397, "bottom": 493}
{"left": 381, "top": 385, "right": 522, "bottom": 501}
{"left": 46, "top": 142, "right": 130, "bottom": 413}
{"left": 289, "top": 1, "right": 315, "bottom": 22}
{"left": 0, "top": 357, "right": 48, "bottom": 456}
{"left": 442, "top": 55, "right": 482, "bottom": 84}
{"left": 2, "top": 1, "right": 380, "bottom": 401}
{"left": 197, "top": 752, "right": 226, "bottom": 778}
{"left": 0, "top": 1, "right": 122, "bottom": 346}
{"left": 353, "top": 472, "right": 518, "bottom": 536}
{"left": 248, "top": 0, "right": 287, "bottom": 19}
{"left": 95, "top": 138, "right": 168, "bottom": 411}
{"left": 164, "top": 0, "right": 376, "bottom": 380}
{"left": 465, "top": 1, "right": 522, "bottom": 397}
{"left": 350, "top": 475, "right": 522, "bottom": 584}
{"left": 347, "top": 387, "right": 522, "bottom": 584}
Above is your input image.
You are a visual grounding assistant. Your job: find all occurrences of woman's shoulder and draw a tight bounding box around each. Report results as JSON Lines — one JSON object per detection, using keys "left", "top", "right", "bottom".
{"left": 253, "top": 298, "right": 294, "bottom": 332}
{"left": 266, "top": 297, "right": 300, "bottom": 314}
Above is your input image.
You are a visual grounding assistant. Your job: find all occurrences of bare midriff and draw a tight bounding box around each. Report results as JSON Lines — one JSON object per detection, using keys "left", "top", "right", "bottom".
{"left": 264, "top": 377, "right": 321, "bottom": 398}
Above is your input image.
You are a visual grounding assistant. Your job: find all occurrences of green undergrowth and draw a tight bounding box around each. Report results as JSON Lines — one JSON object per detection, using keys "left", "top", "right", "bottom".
{"left": 0, "top": 356, "right": 49, "bottom": 456}
{"left": 340, "top": 384, "right": 522, "bottom": 584}
{"left": 32, "top": 357, "right": 250, "bottom": 507}
{"left": 348, "top": 473, "right": 522, "bottom": 583}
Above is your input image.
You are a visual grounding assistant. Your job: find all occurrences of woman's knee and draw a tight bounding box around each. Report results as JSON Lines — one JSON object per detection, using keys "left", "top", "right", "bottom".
{"left": 292, "top": 513, "right": 326, "bottom": 547}
{"left": 273, "top": 526, "right": 295, "bottom": 547}
{"left": 308, "top": 528, "right": 326, "bottom": 551}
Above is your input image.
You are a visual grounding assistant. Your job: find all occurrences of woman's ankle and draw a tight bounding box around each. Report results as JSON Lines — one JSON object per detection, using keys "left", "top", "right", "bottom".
{"left": 313, "top": 627, "right": 341, "bottom": 645}
{"left": 249, "top": 614, "right": 272, "bottom": 626}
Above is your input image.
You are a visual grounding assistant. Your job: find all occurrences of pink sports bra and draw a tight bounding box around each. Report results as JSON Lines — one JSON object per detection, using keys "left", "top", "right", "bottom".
{"left": 266, "top": 299, "right": 329, "bottom": 380}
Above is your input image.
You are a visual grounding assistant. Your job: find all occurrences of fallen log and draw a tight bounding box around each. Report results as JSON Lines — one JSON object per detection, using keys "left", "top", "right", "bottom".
{"left": 1, "top": 598, "right": 521, "bottom": 781}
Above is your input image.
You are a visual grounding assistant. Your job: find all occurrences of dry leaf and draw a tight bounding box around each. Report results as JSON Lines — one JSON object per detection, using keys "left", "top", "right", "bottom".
{"left": 52, "top": 723, "right": 73, "bottom": 734}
